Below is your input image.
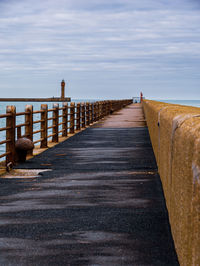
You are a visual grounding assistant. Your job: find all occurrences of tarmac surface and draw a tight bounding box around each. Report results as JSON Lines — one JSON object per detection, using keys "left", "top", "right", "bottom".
{"left": 0, "top": 104, "right": 179, "bottom": 265}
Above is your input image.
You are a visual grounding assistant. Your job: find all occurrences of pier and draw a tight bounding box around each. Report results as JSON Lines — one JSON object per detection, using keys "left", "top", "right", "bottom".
{"left": 0, "top": 102, "right": 179, "bottom": 265}
{"left": 0, "top": 99, "right": 200, "bottom": 265}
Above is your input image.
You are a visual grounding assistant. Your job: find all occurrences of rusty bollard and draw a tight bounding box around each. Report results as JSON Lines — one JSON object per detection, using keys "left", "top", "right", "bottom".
{"left": 15, "top": 138, "right": 34, "bottom": 163}
{"left": 110, "top": 108, "right": 114, "bottom": 114}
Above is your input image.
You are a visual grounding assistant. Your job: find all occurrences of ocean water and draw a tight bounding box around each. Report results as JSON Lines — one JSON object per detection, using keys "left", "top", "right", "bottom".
{"left": 0, "top": 99, "right": 199, "bottom": 161}
{"left": 1, "top": 99, "right": 199, "bottom": 115}
{"left": 157, "top": 99, "right": 200, "bottom": 108}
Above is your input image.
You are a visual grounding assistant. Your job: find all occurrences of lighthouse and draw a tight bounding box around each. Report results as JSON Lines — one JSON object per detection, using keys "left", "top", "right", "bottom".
{"left": 61, "top": 79, "right": 65, "bottom": 99}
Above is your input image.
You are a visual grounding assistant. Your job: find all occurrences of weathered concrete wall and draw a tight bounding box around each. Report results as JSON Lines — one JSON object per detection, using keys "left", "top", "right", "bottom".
{"left": 143, "top": 100, "right": 200, "bottom": 266}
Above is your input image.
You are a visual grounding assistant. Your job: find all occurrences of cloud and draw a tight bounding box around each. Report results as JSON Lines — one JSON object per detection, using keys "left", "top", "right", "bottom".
{"left": 0, "top": 0, "right": 199, "bottom": 98}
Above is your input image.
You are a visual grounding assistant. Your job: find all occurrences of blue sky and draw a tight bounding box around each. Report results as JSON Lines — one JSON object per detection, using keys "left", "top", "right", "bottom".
{"left": 0, "top": 0, "right": 200, "bottom": 100}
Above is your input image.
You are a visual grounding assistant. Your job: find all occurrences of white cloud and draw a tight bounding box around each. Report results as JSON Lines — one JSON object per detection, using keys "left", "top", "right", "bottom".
{"left": 0, "top": 0, "right": 199, "bottom": 98}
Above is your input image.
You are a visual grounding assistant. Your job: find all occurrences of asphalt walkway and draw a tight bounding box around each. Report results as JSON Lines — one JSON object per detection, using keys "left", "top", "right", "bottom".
{"left": 0, "top": 104, "right": 179, "bottom": 265}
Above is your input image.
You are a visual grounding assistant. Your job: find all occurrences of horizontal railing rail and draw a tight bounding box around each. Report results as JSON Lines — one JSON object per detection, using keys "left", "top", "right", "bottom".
{"left": 0, "top": 99, "right": 133, "bottom": 168}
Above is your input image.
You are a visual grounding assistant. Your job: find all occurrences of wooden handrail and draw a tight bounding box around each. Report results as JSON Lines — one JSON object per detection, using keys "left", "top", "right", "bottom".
{"left": 16, "top": 122, "right": 29, "bottom": 128}
{"left": 0, "top": 139, "right": 11, "bottom": 145}
{"left": 33, "top": 138, "right": 44, "bottom": 144}
{"left": 16, "top": 111, "right": 29, "bottom": 116}
{"left": 0, "top": 126, "right": 11, "bottom": 132}
{"left": 0, "top": 114, "right": 11, "bottom": 118}
{"left": 33, "top": 129, "right": 44, "bottom": 134}
{"left": 33, "top": 110, "right": 44, "bottom": 114}
{"left": 0, "top": 151, "right": 11, "bottom": 159}
{"left": 0, "top": 99, "right": 133, "bottom": 167}
{"left": 33, "top": 119, "right": 44, "bottom": 124}
{"left": 47, "top": 125, "right": 56, "bottom": 130}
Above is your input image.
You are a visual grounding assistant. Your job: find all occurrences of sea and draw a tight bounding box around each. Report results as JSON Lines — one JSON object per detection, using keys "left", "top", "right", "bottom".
{"left": 0, "top": 99, "right": 200, "bottom": 161}
{"left": 157, "top": 99, "right": 200, "bottom": 108}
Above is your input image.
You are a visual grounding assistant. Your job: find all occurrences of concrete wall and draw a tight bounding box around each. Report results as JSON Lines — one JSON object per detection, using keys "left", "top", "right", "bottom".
{"left": 143, "top": 100, "right": 200, "bottom": 266}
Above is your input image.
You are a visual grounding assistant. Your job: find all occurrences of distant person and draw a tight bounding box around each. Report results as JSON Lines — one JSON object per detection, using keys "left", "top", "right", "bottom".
{"left": 140, "top": 92, "right": 143, "bottom": 102}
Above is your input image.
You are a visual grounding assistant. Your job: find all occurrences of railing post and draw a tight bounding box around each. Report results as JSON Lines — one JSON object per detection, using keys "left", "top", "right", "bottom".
{"left": 79, "top": 103, "right": 82, "bottom": 129}
{"left": 41, "top": 104, "right": 48, "bottom": 148}
{"left": 89, "top": 103, "right": 93, "bottom": 124}
{"left": 81, "top": 103, "right": 86, "bottom": 128}
{"left": 93, "top": 102, "right": 96, "bottom": 122}
{"left": 116, "top": 101, "right": 118, "bottom": 111}
{"left": 70, "top": 102, "right": 75, "bottom": 134}
{"left": 105, "top": 101, "right": 108, "bottom": 115}
{"left": 115, "top": 101, "right": 118, "bottom": 111}
{"left": 109, "top": 101, "right": 112, "bottom": 114}
{"left": 98, "top": 102, "right": 100, "bottom": 120}
{"left": 6, "top": 106, "right": 16, "bottom": 165}
{"left": 88, "top": 103, "right": 91, "bottom": 124}
{"left": 52, "top": 103, "right": 59, "bottom": 142}
{"left": 103, "top": 101, "right": 106, "bottom": 117}
{"left": 104, "top": 101, "right": 108, "bottom": 116}
{"left": 86, "top": 102, "right": 90, "bottom": 126}
{"left": 62, "top": 102, "right": 68, "bottom": 137}
{"left": 112, "top": 101, "right": 115, "bottom": 112}
{"left": 104, "top": 102, "right": 106, "bottom": 116}
{"left": 107, "top": 101, "right": 110, "bottom": 115}
{"left": 99, "top": 102, "right": 102, "bottom": 119}
{"left": 101, "top": 102, "right": 103, "bottom": 117}
{"left": 17, "top": 127, "right": 21, "bottom": 139}
{"left": 99, "top": 102, "right": 101, "bottom": 118}
{"left": 25, "top": 105, "right": 33, "bottom": 155}
{"left": 96, "top": 102, "right": 99, "bottom": 121}
{"left": 92, "top": 103, "right": 95, "bottom": 122}
{"left": 76, "top": 103, "right": 81, "bottom": 130}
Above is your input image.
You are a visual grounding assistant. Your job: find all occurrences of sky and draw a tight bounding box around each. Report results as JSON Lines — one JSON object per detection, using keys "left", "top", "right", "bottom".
{"left": 0, "top": 0, "right": 200, "bottom": 100}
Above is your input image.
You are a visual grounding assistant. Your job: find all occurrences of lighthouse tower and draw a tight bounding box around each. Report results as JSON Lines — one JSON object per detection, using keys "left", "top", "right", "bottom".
{"left": 61, "top": 80, "right": 65, "bottom": 99}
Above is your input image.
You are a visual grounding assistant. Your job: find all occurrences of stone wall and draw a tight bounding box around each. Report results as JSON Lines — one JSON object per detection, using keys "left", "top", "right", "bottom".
{"left": 143, "top": 100, "right": 200, "bottom": 266}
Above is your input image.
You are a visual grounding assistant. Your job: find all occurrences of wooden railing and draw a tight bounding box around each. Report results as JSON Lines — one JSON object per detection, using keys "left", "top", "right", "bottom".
{"left": 0, "top": 99, "right": 132, "bottom": 167}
